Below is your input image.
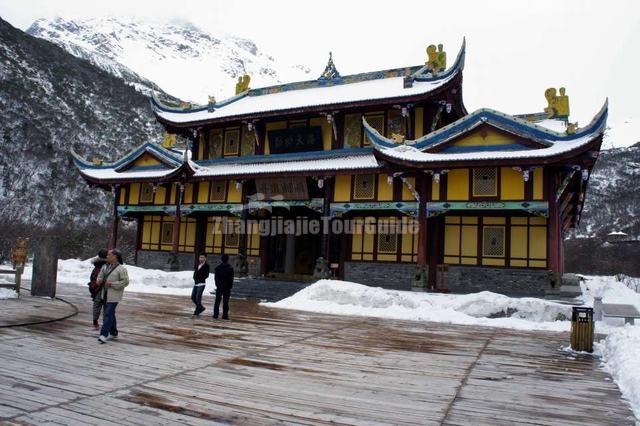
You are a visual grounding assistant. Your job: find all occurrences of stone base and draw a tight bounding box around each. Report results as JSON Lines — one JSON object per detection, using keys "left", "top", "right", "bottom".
{"left": 136, "top": 251, "right": 195, "bottom": 271}
{"left": 344, "top": 261, "right": 416, "bottom": 291}
{"left": 136, "top": 250, "right": 261, "bottom": 275}
{"left": 442, "top": 266, "right": 553, "bottom": 297}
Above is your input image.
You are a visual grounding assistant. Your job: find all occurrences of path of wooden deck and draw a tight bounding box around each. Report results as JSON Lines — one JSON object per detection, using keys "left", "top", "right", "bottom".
{"left": 0, "top": 283, "right": 635, "bottom": 425}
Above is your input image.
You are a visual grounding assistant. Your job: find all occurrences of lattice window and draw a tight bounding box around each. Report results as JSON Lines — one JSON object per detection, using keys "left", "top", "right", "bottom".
{"left": 209, "top": 181, "right": 227, "bottom": 202}
{"left": 223, "top": 218, "right": 240, "bottom": 248}
{"left": 377, "top": 230, "right": 397, "bottom": 254}
{"left": 140, "top": 183, "right": 154, "bottom": 203}
{"left": 224, "top": 128, "right": 240, "bottom": 156}
{"left": 483, "top": 226, "right": 505, "bottom": 257}
{"left": 208, "top": 129, "right": 223, "bottom": 159}
{"left": 353, "top": 174, "right": 375, "bottom": 200}
{"left": 363, "top": 113, "right": 384, "bottom": 146}
{"left": 473, "top": 168, "right": 498, "bottom": 197}
{"left": 160, "top": 222, "right": 174, "bottom": 245}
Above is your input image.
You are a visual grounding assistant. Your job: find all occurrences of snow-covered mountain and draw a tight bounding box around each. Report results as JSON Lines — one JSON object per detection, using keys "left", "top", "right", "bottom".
{"left": 26, "top": 16, "right": 311, "bottom": 102}
{"left": 0, "top": 16, "right": 160, "bottom": 231}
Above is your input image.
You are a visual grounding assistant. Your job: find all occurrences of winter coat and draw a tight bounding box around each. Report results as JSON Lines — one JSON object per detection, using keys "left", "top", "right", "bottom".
{"left": 214, "top": 262, "right": 234, "bottom": 291}
{"left": 88, "top": 257, "right": 107, "bottom": 300}
{"left": 96, "top": 263, "right": 129, "bottom": 303}
{"left": 193, "top": 262, "right": 210, "bottom": 284}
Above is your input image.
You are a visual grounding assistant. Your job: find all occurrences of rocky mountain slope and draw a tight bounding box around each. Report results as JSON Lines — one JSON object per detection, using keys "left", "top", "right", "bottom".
{"left": 0, "top": 16, "right": 160, "bottom": 229}
{"left": 577, "top": 144, "right": 640, "bottom": 239}
{"left": 26, "top": 17, "right": 311, "bottom": 102}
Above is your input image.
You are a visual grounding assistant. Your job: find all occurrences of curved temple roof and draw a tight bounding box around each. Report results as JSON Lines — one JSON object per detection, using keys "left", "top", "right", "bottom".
{"left": 151, "top": 40, "right": 466, "bottom": 126}
{"left": 363, "top": 100, "right": 608, "bottom": 165}
{"left": 72, "top": 143, "right": 380, "bottom": 184}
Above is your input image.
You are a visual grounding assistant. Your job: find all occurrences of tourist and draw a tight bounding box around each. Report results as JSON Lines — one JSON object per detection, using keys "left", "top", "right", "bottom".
{"left": 213, "top": 254, "right": 234, "bottom": 320}
{"left": 192, "top": 253, "right": 210, "bottom": 315}
{"left": 97, "top": 248, "right": 129, "bottom": 343}
{"left": 88, "top": 248, "right": 108, "bottom": 329}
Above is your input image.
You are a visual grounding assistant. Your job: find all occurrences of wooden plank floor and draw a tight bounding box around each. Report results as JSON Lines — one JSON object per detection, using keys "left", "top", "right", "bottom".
{"left": 0, "top": 283, "right": 635, "bottom": 425}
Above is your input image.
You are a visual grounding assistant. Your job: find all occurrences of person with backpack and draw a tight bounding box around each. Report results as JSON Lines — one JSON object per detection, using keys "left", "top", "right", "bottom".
{"left": 97, "top": 248, "right": 129, "bottom": 344}
{"left": 213, "top": 254, "right": 234, "bottom": 320}
{"left": 88, "top": 249, "right": 108, "bottom": 329}
{"left": 192, "top": 253, "right": 210, "bottom": 316}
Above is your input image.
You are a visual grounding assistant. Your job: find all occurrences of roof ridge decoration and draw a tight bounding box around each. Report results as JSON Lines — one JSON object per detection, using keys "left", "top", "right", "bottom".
{"left": 318, "top": 52, "right": 341, "bottom": 81}
{"left": 150, "top": 39, "right": 467, "bottom": 115}
{"left": 362, "top": 98, "right": 608, "bottom": 152}
{"left": 403, "top": 38, "right": 466, "bottom": 88}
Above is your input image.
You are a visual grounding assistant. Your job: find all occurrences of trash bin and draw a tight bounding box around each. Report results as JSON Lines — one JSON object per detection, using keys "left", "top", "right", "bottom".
{"left": 570, "top": 307, "right": 594, "bottom": 353}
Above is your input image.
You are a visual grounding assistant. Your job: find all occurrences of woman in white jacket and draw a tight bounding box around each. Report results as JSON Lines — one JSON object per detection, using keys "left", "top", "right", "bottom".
{"left": 97, "top": 249, "right": 129, "bottom": 343}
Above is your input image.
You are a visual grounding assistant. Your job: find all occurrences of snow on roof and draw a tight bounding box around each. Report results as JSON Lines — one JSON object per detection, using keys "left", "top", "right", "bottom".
{"left": 535, "top": 118, "right": 569, "bottom": 133}
{"left": 153, "top": 74, "right": 458, "bottom": 124}
{"left": 76, "top": 152, "right": 379, "bottom": 182}
{"left": 152, "top": 40, "right": 467, "bottom": 125}
{"left": 193, "top": 153, "right": 379, "bottom": 177}
{"left": 375, "top": 132, "right": 599, "bottom": 164}
{"left": 365, "top": 100, "right": 608, "bottom": 164}
{"left": 607, "top": 231, "right": 628, "bottom": 236}
{"left": 78, "top": 167, "right": 179, "bottom": 181}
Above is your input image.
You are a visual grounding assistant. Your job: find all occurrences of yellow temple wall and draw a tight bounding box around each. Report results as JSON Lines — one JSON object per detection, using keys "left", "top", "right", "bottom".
{"left": 443, "top": 215, "right": 547, "bottom": 268}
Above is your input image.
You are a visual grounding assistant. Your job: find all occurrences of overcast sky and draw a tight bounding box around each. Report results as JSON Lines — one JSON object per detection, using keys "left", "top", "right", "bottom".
{"left": 1, "top": 0, "right": 639, "bottom": 147}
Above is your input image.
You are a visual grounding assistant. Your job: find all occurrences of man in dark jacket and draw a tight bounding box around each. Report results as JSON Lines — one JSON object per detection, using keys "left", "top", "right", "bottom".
{"left": 213, "top": 254, "right": 234, "bottom": 320}
{"left": 192, "top": 253, "right": 210, "bottom": 316}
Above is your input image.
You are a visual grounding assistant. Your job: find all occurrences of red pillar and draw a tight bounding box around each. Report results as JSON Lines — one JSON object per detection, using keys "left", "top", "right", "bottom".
{"left": 109, "top": 186, "right": 120, "bottom": 249}
{"left": 417, "top": 174, "right": 428, "bottom": 268}
{"left": 172, "top": 184, "right": 183, "bottom": 254}
{"left": 547, "top": 171, "right": 560, "bottom": 274}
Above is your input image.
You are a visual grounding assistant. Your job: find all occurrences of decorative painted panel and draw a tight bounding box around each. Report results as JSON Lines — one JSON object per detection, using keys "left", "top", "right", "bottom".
{"left": 240, "top": 124, "right": 255, "bottom": 156}
{"left": 344, "top": 113, "right": 362, "bottom": 148}
{"left": 209, "top": 129, "right": 223, "bottom": 160}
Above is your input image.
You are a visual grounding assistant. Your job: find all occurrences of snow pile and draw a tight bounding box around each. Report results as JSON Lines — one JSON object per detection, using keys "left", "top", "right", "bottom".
{"left": 596, "top": 327, "right": 640, "bottom": 416}
{"left": 0, "top": 288, "right": 18, "bottom": 299}
{"left": 22, "top": 259, "right": 211, "bottom": 296}
{"left": 265, "top": 280, "right": 571, "bottom": 332}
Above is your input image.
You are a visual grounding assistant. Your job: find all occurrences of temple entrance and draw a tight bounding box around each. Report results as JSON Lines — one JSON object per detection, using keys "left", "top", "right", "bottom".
{"left": 264, "top": 211, "right": 322, "bottom": 279}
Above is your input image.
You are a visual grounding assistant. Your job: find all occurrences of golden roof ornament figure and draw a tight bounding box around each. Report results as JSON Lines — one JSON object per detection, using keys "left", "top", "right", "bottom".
{"left": 426, "top": 44, "right": 446, "bottom": 74}
{"left": 391, "top": 133, "right": 405, "bottom": 143}
{"left": 162, "top": 132, "right": 177, "bottom": 148}
{"left": 566, "top": 122, "right": 579, "bottom": 135}
{"left": 91, "top": 156, "right": 103, "bottom": 165}
{"left": 544, "top": 87, "right": 570, "bottom": 121}
{"left": 179, "top": 101, "right": 193, "bottom": 110}
{"left": 235, "top": 74, "right": 251, "bottom": 95}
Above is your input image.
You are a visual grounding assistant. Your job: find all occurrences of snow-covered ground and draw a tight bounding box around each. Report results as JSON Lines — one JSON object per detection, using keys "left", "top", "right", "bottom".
{"left": 0, "top": 288, "right": 18, "bottom": 299}
{"left": 11, "top": 258, "right": 214, "bottom": 297}
{"left": 1, "top": 259, "right": 638, "bottom": 418}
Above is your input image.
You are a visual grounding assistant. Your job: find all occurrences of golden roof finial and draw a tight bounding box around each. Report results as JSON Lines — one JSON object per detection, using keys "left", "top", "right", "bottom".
{"left": 426, "top": 44, "right": 446, "bottom": 74}
{"left": 235, "top": 74, "right": 251, "bottom": 95}
{"left": 544, "top": 87, "right": 570, "bottom": 120}
{"left": 162, "top": 132, "right": 177, "bottom": 148}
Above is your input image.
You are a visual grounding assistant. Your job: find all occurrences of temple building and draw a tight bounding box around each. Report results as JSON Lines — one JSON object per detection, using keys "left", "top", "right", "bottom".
{"left": 72, "top": 40, "right": 607, "bottom": 295}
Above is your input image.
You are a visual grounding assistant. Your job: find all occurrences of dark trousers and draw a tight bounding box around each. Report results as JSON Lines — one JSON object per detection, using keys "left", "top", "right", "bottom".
{"left": 92, "top": 299, "right": 103, "bottom": 322}
{"left": 191, "top": 285, "right": 205, "bottom": 309}
{"left": 213, "top": 287, "right": 231, "bottom": 318}
{"left": 100, "top": 302, "right": 118, "bottom": 337}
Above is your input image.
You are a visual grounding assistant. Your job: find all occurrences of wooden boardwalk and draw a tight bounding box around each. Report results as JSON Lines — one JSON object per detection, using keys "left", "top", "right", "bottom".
{"left": 0, "top": 283, "right": 635, "bottom": 425}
